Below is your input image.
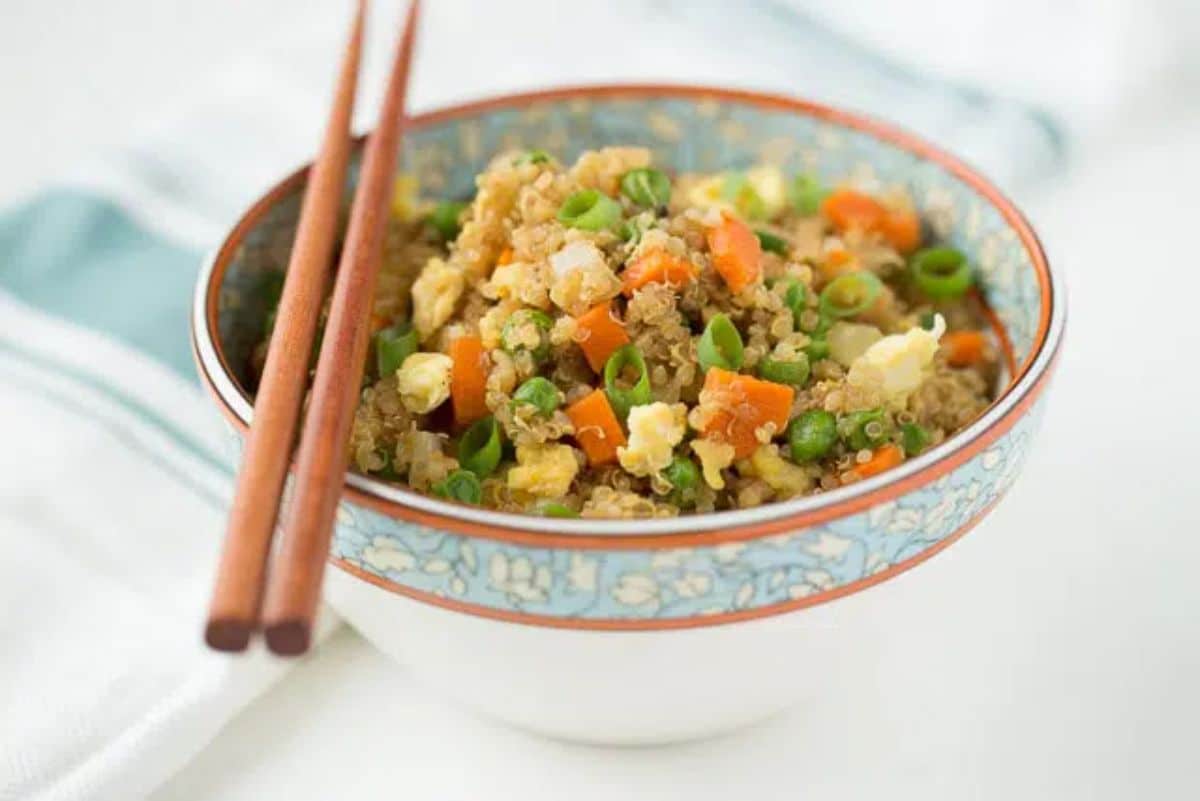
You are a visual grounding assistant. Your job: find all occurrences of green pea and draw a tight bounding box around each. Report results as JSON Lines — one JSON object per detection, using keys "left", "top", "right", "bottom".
{"left": 664, "top": 456, "right": 701, "bottom": 507}
{"left": 535, "top": 502, "right": 579, "bottom": 518}
{"left": 819, "top": 271, "right": 884, "bottom": 319}
{"left": 373, "top": 322, "right": 419, "bottom": 378}
{"left": 512, "top": 376, "right": 561, "bottom": 417}
{"left": 500, "top": 308, "right": 554, "bottom": 362}
{"left": 755, "top": 230, "right": 789, "bottom": 255}
{"left": 603, "top": 344, "right": 652, "bottom": 419}
{"left": 433, "top": 470, "right": 482, "bottom": 505}
{"left": 788, "top": 410, "right": 838, "bottom": 463}
{"left": 697, "top": 313, "right": 744, "bottom": 373}
{"left": 458, "top": 416, "right": 502, "bottom": 477}
{"left": 789, "top": 174, "right": 828, "bottom": 215}
{"left": 837, "top": 409, "right": 891, "bottom": 451}
{"left": 620, "top": 168, "right": 671, "bottom": 208}
{"left": 429, "top": 201, "right": 467, "bottom": 241}
{"left": 758, "top": 354, "right": 811, "bottom": 386}
{"left": 901, "top": 422, "right": 932, "bottom": 457}
{"left": 514, "top": 149, "right": 552, "bottom": 166}
{"left": 910, "top": 247, "right": 972, "bottom": 300}
{"left": 557, "top": 189, "right": 622, "bottom": 231}
{"left": 804, "top": 337, "right": 831, "bottom": 363}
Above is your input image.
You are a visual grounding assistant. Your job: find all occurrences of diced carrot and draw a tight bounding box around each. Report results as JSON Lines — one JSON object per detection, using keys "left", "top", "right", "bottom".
{"left": 621, "top": 250, "right": 697, "bottom": 296}
{"left": 497, "top": 247, "right": 514, "bottom": 266}
{"left": 566, "top": 389, "right": 626, "bottom": 465}
{"left": 449, "top": 335, "right": 489, "bottom": 425}
{"left": 942, "top": 330, "right": 988, "bottom": 367}
{"left": 822, "top": 189, "right": 923, "bottom": 254}
{"left": 575, "top": 301, "right": 631, "bottom": 372}
{"left": 699, "top": 368, "right": 794, "bottom": 458}
{"left": 847, "top": 443, "right": 904, "bottom": 481}
{"left": 821, "top": 189, "right": 886, "bottom": 232}
{"left": 880, "top": 209, "right": 922, "bottom": 254}
{"left": 706, "top": 214, "right": 761, "bottom": 294}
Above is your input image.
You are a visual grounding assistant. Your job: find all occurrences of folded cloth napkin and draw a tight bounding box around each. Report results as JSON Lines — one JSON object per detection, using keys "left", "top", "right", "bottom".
{"left": 0, "top": 1, "right": 1185, "bottom": 798}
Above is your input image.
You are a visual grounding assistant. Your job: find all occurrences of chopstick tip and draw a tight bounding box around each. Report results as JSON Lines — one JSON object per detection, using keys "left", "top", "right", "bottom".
{"left": 205, "top": 619, "right": 252, "bottom": 652}
{"left": 264, "top": 620, "right": 312, "bottom": 657}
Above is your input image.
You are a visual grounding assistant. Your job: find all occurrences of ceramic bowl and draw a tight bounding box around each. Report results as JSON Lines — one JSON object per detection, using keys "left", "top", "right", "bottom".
{"left": 191, "top": 85, "right": 1064, "bottom": 745}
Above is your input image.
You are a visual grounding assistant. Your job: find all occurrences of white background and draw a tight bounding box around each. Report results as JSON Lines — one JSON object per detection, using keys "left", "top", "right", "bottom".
{"left": 2, "top": 1, "right": 1198, "bottom": 799}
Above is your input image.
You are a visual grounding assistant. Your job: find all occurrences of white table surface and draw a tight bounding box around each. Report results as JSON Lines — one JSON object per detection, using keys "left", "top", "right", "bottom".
{"left": 2, "top": 1, "right": 1197, "bottom": 799}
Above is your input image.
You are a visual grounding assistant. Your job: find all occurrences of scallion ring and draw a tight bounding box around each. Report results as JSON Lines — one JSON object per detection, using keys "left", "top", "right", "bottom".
{"left": 755, "top": 230, "right": 789, "bottom": 255}
{"left": 758, "top": 353, "right": 810, "bottom": 386}
{"left": 500, "top": 308, "right": 554, "bottom": 362}
{"left": 697, "top": 313, "right": 744, "bottom": 372}
{"left": 373, "top": 322, "right": 419, "bottom": 378}
{"left": 429, "top": 201, "right": 467, "bottom": 241}
{"left": 557, "top": 189, "right": 621, "bottom": 231}
{"left": 620, "top": 167, "right": 671, "bottom": 208}
{"left": 603, "top": 344, "right": 652, "bottom": 419}
{"left": 511, "top": 376, "right": 561, "bottom": 417}
{"left": 458, "top": 416, "right": 502, "bottom": 477}
{"left": 432, "top": 470, "right": 483, "bottom": 505}
{"left": 819, "top": 271, "right": 884, "bottom": 319}
{"left": 910, "top": 247, "right": 972, "bottom": 300}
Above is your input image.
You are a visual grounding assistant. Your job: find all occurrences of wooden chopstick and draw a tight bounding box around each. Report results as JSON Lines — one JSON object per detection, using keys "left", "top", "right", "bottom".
{"left": 262, "top": 0, "right": 422, "bottom": 656}
{"left": 205, "top": 0, "right": 366, "bottom": 653}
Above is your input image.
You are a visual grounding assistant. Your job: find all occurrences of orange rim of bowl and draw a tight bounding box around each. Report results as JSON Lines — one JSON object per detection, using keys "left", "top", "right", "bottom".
{"left": 194, "top": 83, "right": 1061, "bottom": 553}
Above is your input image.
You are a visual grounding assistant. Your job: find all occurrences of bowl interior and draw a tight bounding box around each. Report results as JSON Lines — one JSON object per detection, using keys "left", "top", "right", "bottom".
{"left": 213, "top": 89, "right": 1045, "bottom": 399}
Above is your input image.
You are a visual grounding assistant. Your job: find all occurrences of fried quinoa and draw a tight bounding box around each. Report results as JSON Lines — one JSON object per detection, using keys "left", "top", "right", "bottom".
{"left": 254, "top": 147, "right": 999, "bottom": 519}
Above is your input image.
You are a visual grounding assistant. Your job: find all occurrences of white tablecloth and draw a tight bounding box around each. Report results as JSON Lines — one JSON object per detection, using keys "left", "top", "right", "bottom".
{"left": 2, "top": 1, "right": 1197, "bottom": 799}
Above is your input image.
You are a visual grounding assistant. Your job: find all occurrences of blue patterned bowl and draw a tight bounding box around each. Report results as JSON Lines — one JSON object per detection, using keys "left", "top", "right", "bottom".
{"left": 192, "top": 85, "right": 1064, "bottom": 744}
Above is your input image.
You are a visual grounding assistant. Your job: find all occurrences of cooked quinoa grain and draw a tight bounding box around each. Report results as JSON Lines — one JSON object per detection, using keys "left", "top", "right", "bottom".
{"left": 255, "top": 149, "right": 1000, "bottom": 518}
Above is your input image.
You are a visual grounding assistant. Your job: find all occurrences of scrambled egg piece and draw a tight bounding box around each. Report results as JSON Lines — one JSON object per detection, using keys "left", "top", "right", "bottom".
{"left": 847, "top": 313, "right": 946, "bottom": 407}
{"left": 746, "top": 166, "right": 787, "bottom": 219}
{"left": 748, "top": 444, "right": 812, "bottom": 497}
{"left": 617, "top": 402, "right": 687, "bottom": 478}
{"left": 483, "top": 259, "right": 550, "bottom": 308}
{"left": 548, "top": 241, "right": 622, "bottom": 316}
{"left": 411, "top": 258, "right": 464, "bottom": 341}
{"left": 506, "top": 443, "right": 580, "bottom": 497}
{"left": 828, "top": 322, "right": 884, "bottom": 367}
{"left": 691, "top": 438, "right": 736, "bottom": 490}
{"left": 685, "top": 165, "right": 786, "bottom": 220}
{"left": 395, "top": 352, "right": 453, "bottom": 414}
{"left": 389, "top": 174, "right": 419, "bottom": 221}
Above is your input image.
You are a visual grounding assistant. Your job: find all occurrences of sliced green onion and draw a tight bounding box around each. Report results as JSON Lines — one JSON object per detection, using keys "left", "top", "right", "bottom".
{"left": 512, "top": 376, "right": 561, "bottom": 417}
{"left": 819, "top": 271, "right": 884, "bottom": 319}
{"left": 837, "top": 408, "right": 891, "bottom": 451}
{"left": 910, "top": 247, "right": 973, "bottom": 300}
{"left": 755, "top": 230, "right": 788, "bottom": 255}
{"left": 535, "top": 502, "right": 578, "bottom": 518}
{"left": 374, "top": 322, "right": 419, "bottom": 378}
{"left": 664, "top": 455, "right": 701, "bottom": 507}
{"left": 697, "top": 313, "right": 744, "bottom": 372}
{"left": 603, "top": 344, "right": 652, "bottom": 419}
{"left": 620, "top": 168, "right": 671, "bottom": 208}
{"left": 720, "top": 172, "right": 766, "bottom": 220}
{"left": 500, "top": 309, "right": 554, "bottom": 362}
{"left": 433, "top": 470, "right": 482, "bottom": 505}
{"left": 557, "top": 189, "right": 621, "bottom": 231}
{"left": 781, "top": 278, "right": 807, "bottom": 324}
{"left": 429, "top": 201, "right": 467, "bottom": 241}
{"left": 758, "top": 353, "right": 810, "bottom": 386}
{"left": 374, "top": 449, "right": 402, "bottom": 481}
{"left": 918, "top": 311, "right": 938, "bottom": 331}
{"left": 788, "top": 410, "right": 838, "bottom": 463}
{"left": 515, "top": 149, "right": 552, "bottom": 165}
{"left": 458, "top": 416, "right": 502, "bottom": 477}
{"left": 901, "top": 422, "right": 932, "bottom": 457}
{"left": 789, "top": 174, "right": 828, "bottom": 215}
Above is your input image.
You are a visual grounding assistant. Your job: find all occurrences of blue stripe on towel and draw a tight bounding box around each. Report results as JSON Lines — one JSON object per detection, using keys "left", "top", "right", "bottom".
{"left": 0, "top": 190, "right": 203, "bottom": 377}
